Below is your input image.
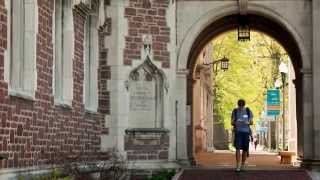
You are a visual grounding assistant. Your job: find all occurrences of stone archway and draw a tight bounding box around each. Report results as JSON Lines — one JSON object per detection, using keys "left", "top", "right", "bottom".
{"left": 176, "top": 7, "right": 313, "bottom": 167}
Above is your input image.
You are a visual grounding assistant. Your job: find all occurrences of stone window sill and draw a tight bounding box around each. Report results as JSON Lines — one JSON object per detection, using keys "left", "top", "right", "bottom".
{"left": 54, "top": 99, "right": 73, "bottom": 109}
{"left": 85, "top": 107, "right": 98, "bottom": 114}
{"left": 9, "top": 88, "right": 35, "bottom": 101}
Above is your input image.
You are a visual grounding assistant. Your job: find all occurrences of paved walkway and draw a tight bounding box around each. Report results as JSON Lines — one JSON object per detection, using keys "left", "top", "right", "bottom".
{"left": 175, "top": 150, "right": 313, "bottom": 180}
{"left": 195, "top": 150, "right": 294, "bottom": 169}
{"left": 177, "top": 169, "right": 312, "bottom": 180}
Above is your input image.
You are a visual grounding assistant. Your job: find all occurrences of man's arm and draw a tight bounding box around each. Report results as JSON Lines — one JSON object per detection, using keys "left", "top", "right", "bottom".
{"left": 231, "top": 109, "right": 235, "bottom": 126}
{"left": 249, "top": 109, "right": 253, "bottom": 125}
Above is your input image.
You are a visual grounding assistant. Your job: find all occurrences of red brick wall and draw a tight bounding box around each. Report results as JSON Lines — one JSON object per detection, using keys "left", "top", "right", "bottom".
{"left": 124, "top": 0, "right": 171, "bottom": 68}
{"left": 0, "top": 0, "right": 107, "bottom": 169}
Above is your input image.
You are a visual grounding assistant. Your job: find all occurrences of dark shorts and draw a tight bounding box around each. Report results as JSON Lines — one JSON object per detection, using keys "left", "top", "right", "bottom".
{"left": 234, "top": 131, "right": 250, "bottom": 151}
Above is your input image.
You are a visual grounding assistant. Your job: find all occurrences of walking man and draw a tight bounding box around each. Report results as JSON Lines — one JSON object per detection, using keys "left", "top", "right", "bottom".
{"left": 231, "top": 99, "right": 253, "bottom": 171}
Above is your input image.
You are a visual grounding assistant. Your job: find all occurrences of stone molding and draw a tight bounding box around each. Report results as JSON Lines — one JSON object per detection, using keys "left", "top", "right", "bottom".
{"left": 125, "top": 128, "right": 170, "bottom": 135}
{"left": 300, "top": 68, "right": 312, "bottom": 76}
{"left": 239, "top": 0, "right": 248, "bottom": 15}
{"left": 177, "top": 3, "right": 310, "bottom": 71}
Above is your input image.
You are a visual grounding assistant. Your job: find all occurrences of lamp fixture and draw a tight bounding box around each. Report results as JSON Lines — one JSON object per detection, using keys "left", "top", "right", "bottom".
{"left": 238, "top": 15, "right": 250, "bottom": 41}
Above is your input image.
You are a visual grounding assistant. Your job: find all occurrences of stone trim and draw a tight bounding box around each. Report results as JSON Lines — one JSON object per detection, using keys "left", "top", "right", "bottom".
{"left": 54, "top": 0, "right": 74, "bottom": 107}
{"left": 84, "top": 13, "right": 99, "bottom": 112}
{"left": 300, "top": 68, "right": 312, "bottom": 76}
{"left": 239, "top": 0, "right": 248, "bottom": 15}
{"left": 125, "top": 128, "right": 170, "bottom": 135}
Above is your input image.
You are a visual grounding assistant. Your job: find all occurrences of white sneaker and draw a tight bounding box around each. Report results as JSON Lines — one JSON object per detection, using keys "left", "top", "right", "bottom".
{"left": 241, "top": 164, "right": 246, "bottom": 171}
{"left": 235, "top": 164, "right": 241, "bottom": 172}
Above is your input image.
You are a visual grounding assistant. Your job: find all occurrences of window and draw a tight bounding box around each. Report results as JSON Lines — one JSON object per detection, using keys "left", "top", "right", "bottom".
{"left": 54, "top": 0, "right": 74, "bottom": 106}
{"left": 84, "top": 12, "right": 99, "bottom": 111}
{"left": 8, "top": 0, "right": 37, "bottom": 99}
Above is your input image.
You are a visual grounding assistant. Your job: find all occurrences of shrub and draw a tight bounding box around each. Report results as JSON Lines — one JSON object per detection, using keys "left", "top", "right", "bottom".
{"left": 145, "top": 169, "right": 176, "bottom": 180}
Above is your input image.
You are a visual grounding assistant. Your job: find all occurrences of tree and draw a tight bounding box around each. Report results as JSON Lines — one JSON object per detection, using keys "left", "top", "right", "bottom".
{"left": 211, "top": 31, "right": 289, "bottom": 130}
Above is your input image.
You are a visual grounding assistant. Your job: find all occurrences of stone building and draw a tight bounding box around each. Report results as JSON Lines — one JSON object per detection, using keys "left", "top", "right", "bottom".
{"left": 0, "top": 0, "right": 320, "bottom": 178}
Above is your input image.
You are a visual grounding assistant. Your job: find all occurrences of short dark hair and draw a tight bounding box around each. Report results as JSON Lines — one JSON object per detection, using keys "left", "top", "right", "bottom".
{"left": 238, "top": 99, "right": 245, "bottom": 106}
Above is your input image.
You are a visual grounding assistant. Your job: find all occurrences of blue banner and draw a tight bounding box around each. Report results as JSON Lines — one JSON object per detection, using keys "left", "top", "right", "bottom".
{"left": 267, "top": 89, "right": 280, "bottom": 116}
{"left": 267, "top": 89, "right": 280, "bottom": 105}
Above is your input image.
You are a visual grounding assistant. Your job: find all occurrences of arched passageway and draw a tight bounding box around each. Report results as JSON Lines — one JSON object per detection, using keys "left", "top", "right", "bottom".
{"left": 183, "top": 14, "right": 306, "bottom": 167}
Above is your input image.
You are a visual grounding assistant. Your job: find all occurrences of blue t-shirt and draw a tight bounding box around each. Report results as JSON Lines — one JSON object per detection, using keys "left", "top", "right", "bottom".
{"left": 232, "top": 107, "right": 253, "bottom": 133}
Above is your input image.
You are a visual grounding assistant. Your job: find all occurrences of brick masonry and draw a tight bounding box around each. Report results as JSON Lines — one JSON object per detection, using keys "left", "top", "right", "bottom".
{"left": 124, "top": 0, "right": 171, "bottom": 68}
{"left": 124, "top": 132, "right": 169, "bottom": 160}
{"left": 0, "top": 0, "right": 110, "bottom": 169}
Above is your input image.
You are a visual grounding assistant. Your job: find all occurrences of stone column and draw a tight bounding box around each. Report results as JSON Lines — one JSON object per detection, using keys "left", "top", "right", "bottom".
{"left": 288, "top": 62, "right": 297, "bottom": 152}
{"left": 175, "top": 69, "right": 190, "bottom": 164}
{"left": 300, "top": 69, "right": 314, "bottom": 164}
{"left": 313, "top": 0, "right": 320, "bottom": 162}
{"left": 100, "top": 0, "right": 128, "bottom": 156}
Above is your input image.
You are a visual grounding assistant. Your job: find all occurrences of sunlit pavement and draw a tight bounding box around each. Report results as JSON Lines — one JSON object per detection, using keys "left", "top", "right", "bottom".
{"left": 195, "top": 149, "right": 293, "bottom": 169}
{"left": 172, "top": 149, "right": 315, "bottom": 180}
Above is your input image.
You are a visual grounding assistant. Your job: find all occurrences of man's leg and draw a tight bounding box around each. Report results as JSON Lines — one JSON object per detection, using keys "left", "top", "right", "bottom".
{"left": 236, "top": 149, "right": 241, "bottom": 171}
{"left": 241, "top": 132, "right": 250, "bottom": 169}
{"left": 236, "top": 149, "right": 240, "bottom": 164}
{"left": 235, "top": 132, "right": 241, "bottom": 171}
{"left": 242, "top": 150, "right": 248, "bottom": 166}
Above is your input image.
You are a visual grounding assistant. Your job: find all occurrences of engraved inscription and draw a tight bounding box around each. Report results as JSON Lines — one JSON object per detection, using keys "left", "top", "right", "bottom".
{"left": 130, "top": 81, "right": 155, "bottom": 111}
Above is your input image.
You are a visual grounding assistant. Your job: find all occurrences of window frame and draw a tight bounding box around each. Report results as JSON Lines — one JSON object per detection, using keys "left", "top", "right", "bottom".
{"left": 54, "top": 0, "right": 74, "bottom": 107}
{"left": 84, "top": 12, "right": 99, "bottom": 112}
{"left": 7, "top": 0, "right": 38, "bottom": 100}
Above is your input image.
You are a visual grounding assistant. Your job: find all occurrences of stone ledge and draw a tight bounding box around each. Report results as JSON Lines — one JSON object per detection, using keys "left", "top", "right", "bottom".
{"left": 125, "top": 128, "right": 170, "bottom": 135}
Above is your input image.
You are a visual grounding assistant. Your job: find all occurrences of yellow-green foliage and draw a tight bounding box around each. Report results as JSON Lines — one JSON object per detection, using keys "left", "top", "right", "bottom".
{"left": 211, "top": 31, "right": 288, "bottom": 130}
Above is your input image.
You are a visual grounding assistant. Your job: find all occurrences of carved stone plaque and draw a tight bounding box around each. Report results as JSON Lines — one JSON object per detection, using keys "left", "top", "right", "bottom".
{"left": 130, "top": 80, "right": 155, "bottom": 111}
{"left": 129, "top": 80, "right": 156, "bottom": 128}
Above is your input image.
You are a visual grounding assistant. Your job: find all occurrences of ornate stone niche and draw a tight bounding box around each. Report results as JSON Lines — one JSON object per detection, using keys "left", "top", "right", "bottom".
{"left": 127, "top": 57, "right": 168, "bottom": 129}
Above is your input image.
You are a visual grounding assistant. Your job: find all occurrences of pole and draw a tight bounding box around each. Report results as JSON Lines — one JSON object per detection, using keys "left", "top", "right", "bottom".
{"left": 268, "top": 118, "right": 271, "bottom": 150}
{"left": 281, "top": 72, "right": 286, "bottom": 151}
{"left": 276, "top": 115, "right": 279, "bottom": 150}
{"left": 175, "top": 100, "right": 178, "bottom": 159}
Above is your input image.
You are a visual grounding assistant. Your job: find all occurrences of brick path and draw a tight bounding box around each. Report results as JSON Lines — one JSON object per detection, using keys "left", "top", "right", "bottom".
{"left": 176, "top": 151, "right": 312, "bottom": 180}
{"left": 195, "top": 151, "right": 292, "bottom": 168}
{"left": 178, "top": 169, "right": 312, "bottom": 180}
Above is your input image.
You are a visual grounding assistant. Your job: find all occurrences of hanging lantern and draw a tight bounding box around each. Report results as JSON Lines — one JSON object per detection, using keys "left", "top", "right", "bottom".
{"left": 220, "top": 57, "right": 229, "bottom": 70}
{"left": 238, "top": 16, "right": 250, "bottom": 41}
